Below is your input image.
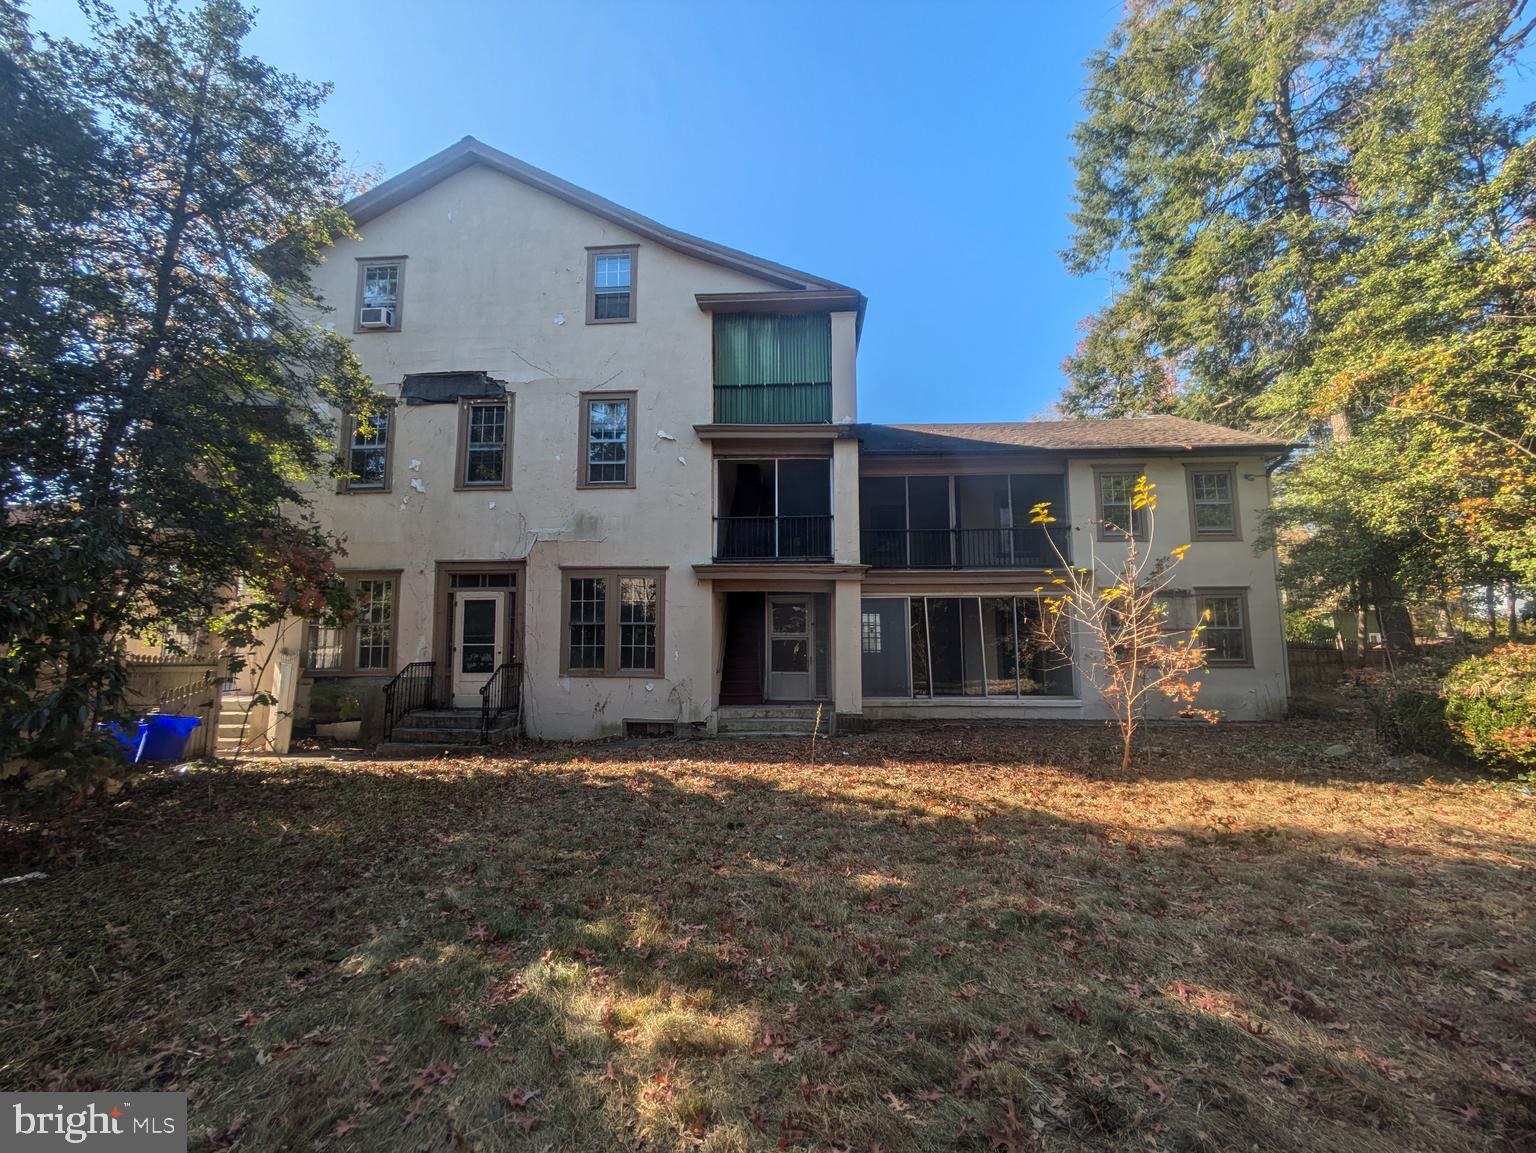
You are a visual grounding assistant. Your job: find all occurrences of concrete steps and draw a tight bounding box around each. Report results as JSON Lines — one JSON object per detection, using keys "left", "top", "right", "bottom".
{"left": 384, "top": 708, "right": 519, "bottom": 750}
{"left": 715, "top": 706, "right": 828, "bottom": 738}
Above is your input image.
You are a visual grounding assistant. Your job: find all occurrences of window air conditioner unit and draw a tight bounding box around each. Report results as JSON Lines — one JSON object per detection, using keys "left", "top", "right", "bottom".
{"left": 359, "top": 306, "right": 394, "bottom": 328}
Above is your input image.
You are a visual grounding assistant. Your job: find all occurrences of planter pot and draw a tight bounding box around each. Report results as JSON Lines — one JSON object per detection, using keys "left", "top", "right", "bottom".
{"left": 314, "top": 720, "right": 362, "bottom": 741}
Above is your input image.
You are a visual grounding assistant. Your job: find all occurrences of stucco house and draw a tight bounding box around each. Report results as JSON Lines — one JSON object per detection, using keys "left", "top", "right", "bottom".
{"left": 247, "top": 137, "right": 1291, "bottom": 750}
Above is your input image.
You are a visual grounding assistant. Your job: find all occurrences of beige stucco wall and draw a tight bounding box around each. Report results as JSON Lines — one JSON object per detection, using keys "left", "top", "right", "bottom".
{"left": 302, "top": 163, "right": 798, "bottom": 740}
{"left": 1060, "top": 454, "right": 1288, "bottom": 721}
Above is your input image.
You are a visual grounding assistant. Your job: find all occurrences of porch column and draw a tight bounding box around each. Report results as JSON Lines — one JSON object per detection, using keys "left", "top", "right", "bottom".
{"left": 833, "top": 578, "right": 863, "bottom": 718}
{"left": 830, "top": 310, "right": 858, "bottom": 424}
{"left": 832, "top": 438, "right": 861, "bottom": 564}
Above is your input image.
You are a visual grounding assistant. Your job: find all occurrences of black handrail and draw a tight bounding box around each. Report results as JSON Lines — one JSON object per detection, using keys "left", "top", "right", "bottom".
{"left": 714, "top": 515, "right": 833, "bottom": 561}
{"left": 860, "top": 525, "right": 1071, "bottom": 570}
{"left": 382, "top": 660, "right": 435, "bottom": 741}
{"left": 479, "top": 661, "right": 523, "bottom": 744}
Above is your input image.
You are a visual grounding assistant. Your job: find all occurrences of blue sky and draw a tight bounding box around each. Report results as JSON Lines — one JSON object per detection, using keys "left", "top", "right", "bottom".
{"left": 34, "top": 0, "right": 1124, "bottom": 422}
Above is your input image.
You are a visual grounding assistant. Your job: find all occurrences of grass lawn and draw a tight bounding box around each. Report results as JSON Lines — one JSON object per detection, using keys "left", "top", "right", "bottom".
{"left": 3, "top": 720, "right": 1534, "bottom": 1152}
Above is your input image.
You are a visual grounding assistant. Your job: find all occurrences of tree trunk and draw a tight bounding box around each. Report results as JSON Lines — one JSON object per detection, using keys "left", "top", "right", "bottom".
{"left": 1508, "top": 584, "right": 1519, "bottom": 640}
{"left": 1370, "top": 572, "right": 1417, "bottom": 658}
{"left": 1487, "top": 584, "right": 1499, "bottom": 639}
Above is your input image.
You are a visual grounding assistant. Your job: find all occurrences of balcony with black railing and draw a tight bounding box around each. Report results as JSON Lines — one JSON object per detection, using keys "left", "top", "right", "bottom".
{"left": 860, "top": 525, "right": 1070, "bottom": 570}
{"left": 714, "top": 515, "right": 834, "bottom": 562}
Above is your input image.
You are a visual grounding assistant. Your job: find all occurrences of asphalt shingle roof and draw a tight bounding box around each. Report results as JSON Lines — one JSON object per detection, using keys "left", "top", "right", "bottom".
{"left": 856, "top": 416, "right": 1292, "bottom": 456}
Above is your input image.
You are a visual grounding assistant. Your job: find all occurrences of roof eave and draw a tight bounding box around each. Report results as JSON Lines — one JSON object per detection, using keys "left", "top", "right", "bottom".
{"left": 342, "top": 137, "right": 859, "bottom": 297}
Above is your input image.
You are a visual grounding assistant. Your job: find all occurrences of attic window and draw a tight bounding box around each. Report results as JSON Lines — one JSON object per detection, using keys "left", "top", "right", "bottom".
{"left": 587, "top": 246, "right": 637, "bottom": 324}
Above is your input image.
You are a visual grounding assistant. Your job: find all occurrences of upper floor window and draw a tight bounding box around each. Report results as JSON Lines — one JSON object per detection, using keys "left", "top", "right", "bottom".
{"left": 1187, "top": 466, "right": 1240, "bottom": 539}
{"left": 340, "top": 411, "right": 391, "bottom": 493}
{"left": 457, "top": 398, "right": 513, "bottom": 490}
{"left": 579, "top": 391, "right": 636, "bottom": 488}
{"left": 356, "top": 258, "right": 405, "bottom": 331}
{"left": 587, "top": 245, "right": 637, "bottom": 324}
{"left": 1197, "top": 589, "right": 1251, "bottom": 666}
{"left": 1095, "top": 468, "right": 1147, "bottom": 540}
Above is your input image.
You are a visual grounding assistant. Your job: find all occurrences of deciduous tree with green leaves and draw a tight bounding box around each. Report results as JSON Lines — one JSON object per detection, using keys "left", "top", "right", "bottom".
{"left": 0, "top": 0, "right": 381, "bottom": 789}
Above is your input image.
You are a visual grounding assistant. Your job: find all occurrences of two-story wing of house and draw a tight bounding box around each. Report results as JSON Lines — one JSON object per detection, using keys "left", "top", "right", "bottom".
{"left": 242, "top": 137, "right": 1291, "bottom": 752}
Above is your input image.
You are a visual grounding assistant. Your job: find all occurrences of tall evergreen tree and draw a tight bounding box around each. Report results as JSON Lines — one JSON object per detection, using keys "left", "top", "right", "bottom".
{"left": 1063, "top": 0, "right": 1536, "bottom": 651}
{"left": 0, "top": 0, "right": 378, "bottom": 785}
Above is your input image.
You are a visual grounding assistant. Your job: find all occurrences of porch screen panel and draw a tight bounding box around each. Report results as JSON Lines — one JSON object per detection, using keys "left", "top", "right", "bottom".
{"left": 926, "top": 598, "right": 961, "bottom": 694}
{"left": 980, "top": 597, "right": 1019, "bottom": 696}
{"left": 861, "top": 598, "right": 911, "bottom": 697}
{"left": 1018, "top": 598, "right": 1075, "bottom": 696}
{"left": 907, "top": 476, "right": 952, "bottom": 568}
{"left": 954, "top": 475, "right": 1011, "bottom": 567}
{"left": 860, "top": 476, "right": 907, "bottom": 568}
{"left": 812, "top": 593, "right": 830, "bottom": 699}
{"left": 910, "top": 598, "right": 931, "bottom": 697}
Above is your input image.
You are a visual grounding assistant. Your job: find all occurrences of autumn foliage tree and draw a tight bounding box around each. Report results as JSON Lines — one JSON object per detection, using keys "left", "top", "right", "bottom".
{"left": 1030, "top": 476, "right": 1216, "bottom": 772}
{"left": 0, "top": 0, "right": 382, "bottom": 787}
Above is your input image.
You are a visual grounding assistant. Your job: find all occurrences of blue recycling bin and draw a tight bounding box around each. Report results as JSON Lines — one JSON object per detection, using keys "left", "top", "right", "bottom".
{"left": 139, "top": 714, "right": 202, "bottom": 762}
{"left": 101, "top": 720, "right": 149, "bottom": 763}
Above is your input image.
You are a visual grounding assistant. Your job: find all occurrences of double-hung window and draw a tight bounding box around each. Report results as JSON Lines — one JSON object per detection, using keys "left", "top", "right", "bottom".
{"left": 1095, "top": 468, "right": 1146, "bottom": 539}
{"left": 561, "top": 569, "right": 664, "bottom": 675}
{"left": 586, "top": 245, "right": 637, "bottom": 323}
{"left": 579, "top": 391, "right": 636, "bottom": 488}
{"left": 304, "top": 572, "right": 400, "bottom": 675}
{"left": 1187, "top": 466, "right": 1240, "bottom": 540}
{"left": 357, "top": 258, "right": 404, "bottom": 331}
{"left": 1196, "top": 589, "right": 1251, "bottom": 666}
{"left": 457, "top": 398, "right": 512, "bottom": 489}
{"left": 342, "top": 410, "right": 391, "bottom": 492}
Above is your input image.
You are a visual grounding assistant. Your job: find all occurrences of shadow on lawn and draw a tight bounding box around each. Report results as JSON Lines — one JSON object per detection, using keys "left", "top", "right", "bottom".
{"left": 3, "top": 755, "right": 1534, "bottom": 1153}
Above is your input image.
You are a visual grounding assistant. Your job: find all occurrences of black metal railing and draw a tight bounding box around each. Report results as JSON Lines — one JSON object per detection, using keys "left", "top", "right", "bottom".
{"left": 479, "top": 661, "right": 522, "bottom": 744}
{"left": 382, "top": 660, "right": 435, "bottom": 741}
{"left": 715, "top": 515, "right": 833, "bottom": 561}
{"left": 860, "top": 525, "right": 1071, "bottom": 570}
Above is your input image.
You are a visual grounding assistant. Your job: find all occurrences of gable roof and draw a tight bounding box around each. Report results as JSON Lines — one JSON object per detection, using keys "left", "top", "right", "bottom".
{"left": 342, "top": 136, "right": 859, "bottom": 297}
{"left": 857, "top": 416, "right": 1293, "bottom": 456}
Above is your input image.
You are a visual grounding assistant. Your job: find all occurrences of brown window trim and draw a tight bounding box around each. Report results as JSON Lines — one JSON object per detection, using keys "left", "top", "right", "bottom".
{"left": 577, "top": 390, "right": 638, "bottom": 489}
{"left": 1092, "top": 464, "right": 1148, "bottom": 541}
{"left": 1194, "top": 586, "right": 1254, "bottom": 668}
{"left": 305, "top": 569, "right": 402, "bottom": 677}
{"left": 558, "top": 566, "right": 666, "bottom": 677}
{"left": 354, "top": 256, "right": 407, "bottom": 333}
{"left": 454, "top": 396, "right": 514, "bottom": 491}
{"left": 585, "top": 244, "right": 638, "bottom": 325}
{"left": 1183, "top": 462, "right": 1242, "bottom": 542}
{"left": 336, "top": 408, "right": 395, "bottom": 494}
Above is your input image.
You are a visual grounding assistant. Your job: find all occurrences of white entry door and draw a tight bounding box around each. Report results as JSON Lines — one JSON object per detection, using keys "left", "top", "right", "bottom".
{"left": 451, "top": 590, "right": 508, "bottom": 708}
{"left": 766, "top": 596, "right": 813, "bottom": 701}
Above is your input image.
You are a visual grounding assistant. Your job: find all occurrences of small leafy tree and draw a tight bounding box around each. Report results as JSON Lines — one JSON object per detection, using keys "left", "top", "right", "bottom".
{"left": 1029, "top": 476, "right": 1216, "bottom": 772}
